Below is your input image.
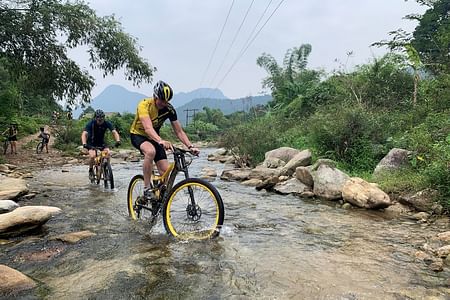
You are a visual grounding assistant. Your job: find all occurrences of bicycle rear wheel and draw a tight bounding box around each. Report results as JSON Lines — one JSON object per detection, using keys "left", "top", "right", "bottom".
{"left": 94, "top": 165, "right": 101, "bottom": 185}
{"left": 163, "top": 178, "right": 224, "bottom": 240}
{"left": 36, "top": 142, "right": 43, "bottom": 154}
{"left": 127, "top": 174, "right": 154, "bottom": 221}
{"left": 103, "top": 163, "right": 114, "bottom": 189}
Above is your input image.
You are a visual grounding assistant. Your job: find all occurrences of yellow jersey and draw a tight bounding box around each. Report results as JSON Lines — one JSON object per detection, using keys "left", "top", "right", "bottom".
{"left": 129, "top": 98, "right": 177, "bottom": 136}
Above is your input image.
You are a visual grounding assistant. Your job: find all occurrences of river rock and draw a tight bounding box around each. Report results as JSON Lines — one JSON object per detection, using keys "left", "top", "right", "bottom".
{"left": 249, "top": 166, "right": 281, "bottom": 181}
{"left": 52, "top": 230, "right": 96, "bottom": 244}
{"left": 220, "top": 169, "right": 252, "bottom": 182}
{"left": 398, "top": 188, "right": 438, "bottom": 212}
{"left": 434, "top": 231, "right": 450, "bottom": 243}
{"left": 0, "top": 177, "right": 29, "bottom": 200}
{"left": 279, "top": 149, "right": 312, "bottom": 176}
{"left": 0, "top": 200, "right": 19, "bottom": 214}
{"left": 200, "top": 167, "right": 217, "bottom": 178}
{"left": 0, "top": 265, "right": 36, "bottom": 295}
{"left": 342, "top": 177, "right": 392, "bottom": 209}
{"left": 436, "top": 245, "right": 450, "bottom": 258}
{"left": 312, "top": 164, "right": 349, "bottom": 200}
{"left": 262, "top": 157, "right": 285, "bottom": 169}
{"left": 264, "top": 147, "right": 301, "bottom": 163}
{"left": 273, "top": 178, "right": 310, "bottom": 195}
{"left": 295, "top": 166, "right": 314, "bottom": 188}
{"left": 373, "top": 148, "right": 412, "bottom": 177}
{"left": 241, "top": 178, "right": 262, "bottom": 186}
{"left": 0, "top": 206, "right": 62, "bottom": 237}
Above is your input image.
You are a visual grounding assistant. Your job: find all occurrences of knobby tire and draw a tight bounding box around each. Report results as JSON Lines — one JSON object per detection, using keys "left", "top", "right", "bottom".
{"left": 103, "top": 163, "right": 114, "bottom": 189}
{"left": 36, "top": 142, "right": 43, "bottom": 154}
{"left": 162, "top": 178, "right": 224, "bottom": 240}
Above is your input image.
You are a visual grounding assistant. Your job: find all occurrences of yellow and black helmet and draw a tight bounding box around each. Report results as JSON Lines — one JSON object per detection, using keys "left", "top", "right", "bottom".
{"left": 153, "top": 80, "right": 173, "bottom": 102}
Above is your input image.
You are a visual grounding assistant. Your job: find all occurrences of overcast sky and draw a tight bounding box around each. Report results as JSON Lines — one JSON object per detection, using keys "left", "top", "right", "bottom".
{"left": 73, "top": 0, "right": 426, "bottom": 100}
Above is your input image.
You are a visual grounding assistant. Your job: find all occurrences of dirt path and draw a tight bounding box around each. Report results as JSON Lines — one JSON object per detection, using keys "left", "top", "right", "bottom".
{"left": 2, "top": 125, "right": 80, "bottom": 172}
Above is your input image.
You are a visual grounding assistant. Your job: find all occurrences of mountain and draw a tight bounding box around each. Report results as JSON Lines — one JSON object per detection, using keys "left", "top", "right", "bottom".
{"left": 171, "top": 88, "right": 228, "bottom": 108}
{"left": 74, "top": 85, "right": 228, "bottom": 118}
{"left": 175, "top": 95, "right": 272, "bottom": 126}
{"left": 73, "top": 85, "right": 147, "bottom": 118}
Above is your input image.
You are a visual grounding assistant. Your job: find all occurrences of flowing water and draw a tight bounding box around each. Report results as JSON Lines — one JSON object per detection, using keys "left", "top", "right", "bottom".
{"left": 1, "top": 148, "right": 449, "bottom": 299}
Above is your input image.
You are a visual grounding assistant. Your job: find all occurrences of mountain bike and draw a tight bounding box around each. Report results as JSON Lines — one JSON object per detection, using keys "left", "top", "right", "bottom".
{"left": 2, "top": 135, "right": 9, "bottom": 155}
{"left": 127, "top": 146, "right": 224, "bottom": 240}
{"left": 89, "top": 146, "right": 114, "bottom": 189}
{"left": 36, "top": 137, "right": 48, "bottom": 154}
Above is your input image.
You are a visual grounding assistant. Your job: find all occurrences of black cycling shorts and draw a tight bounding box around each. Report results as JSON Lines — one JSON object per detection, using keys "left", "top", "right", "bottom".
{"left": 8, "top": 136, "right": 17, "bottom": 142}
{"left": 130, "top": 133, "right": 167, "bottom": 162}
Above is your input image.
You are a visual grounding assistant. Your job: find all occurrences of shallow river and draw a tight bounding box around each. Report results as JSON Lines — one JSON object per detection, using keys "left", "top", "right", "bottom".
{"left": 1, "top": 148, "right": 449, "bottom": 299}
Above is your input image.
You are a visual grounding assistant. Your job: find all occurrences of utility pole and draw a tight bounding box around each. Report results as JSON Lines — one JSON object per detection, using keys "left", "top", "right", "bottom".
{"left": 184, "top": 109, "right": 199, "bottom": 126}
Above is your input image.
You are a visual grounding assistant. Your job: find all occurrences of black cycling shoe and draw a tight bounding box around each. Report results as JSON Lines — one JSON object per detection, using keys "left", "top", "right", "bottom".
{"left": 143, "top": 188, "right": 160, "bottom": 214}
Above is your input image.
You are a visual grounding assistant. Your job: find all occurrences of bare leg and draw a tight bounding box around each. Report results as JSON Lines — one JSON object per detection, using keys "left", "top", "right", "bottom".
{"left": 140, "top": 141, "right": 156, "bottom": 188}
{"left": 155, "top": 159, "right": 169, "bottom": 176}
{"left": 88, "top": 149, "right": 96, "bottom": 169}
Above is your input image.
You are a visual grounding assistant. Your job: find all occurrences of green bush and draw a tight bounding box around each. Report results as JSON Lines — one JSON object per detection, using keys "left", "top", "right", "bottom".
{"left": 220, "top": 115, "right": 283, "bottom": 165}
{"left": 306, "top": 105, "right": 381, "bottom": 172}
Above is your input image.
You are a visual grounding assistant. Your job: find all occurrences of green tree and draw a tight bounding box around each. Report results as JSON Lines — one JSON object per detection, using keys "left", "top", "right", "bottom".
{"left": 410, "top": 0, "right": 450, "bottom": 74}
{"left": 257, "top": 44, "right": 321, "bottom": 108}
{"left": 0, "top": 0, "right": 155, "bottom": 107}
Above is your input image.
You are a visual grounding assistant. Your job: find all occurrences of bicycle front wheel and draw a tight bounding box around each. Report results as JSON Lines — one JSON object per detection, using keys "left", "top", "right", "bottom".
{"left": 103, "top": 163, "right": 114, "bottom": 189}
{"left": 36, "top": 142, "right": 43, "bottom": 154}
{"left": 3, "top": 141, "right": 8, "bottom": 155}
{"left": 94, "top": 165, "right": 101, "bottom": 185}
{"left": 163, "top": 178, "right": 224, "bottom": 240}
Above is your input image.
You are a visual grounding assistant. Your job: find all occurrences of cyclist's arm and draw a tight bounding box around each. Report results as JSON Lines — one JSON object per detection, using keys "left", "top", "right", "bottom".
{"left": 141, "top": 116, "right": 163, "bottom": 144}
{"left": 81, "top": 130, "right": 88, "bottom": 145}
{"left": 111, "top": 129, "right": 120, "bottom": 142}
{"left": 171, "top": 120, "right": 196, "bottom": 150}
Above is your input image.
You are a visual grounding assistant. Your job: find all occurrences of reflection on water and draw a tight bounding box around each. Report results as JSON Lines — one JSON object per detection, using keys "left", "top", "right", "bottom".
{"left": 0, "top": 148, "right": 449, "bottom": 299}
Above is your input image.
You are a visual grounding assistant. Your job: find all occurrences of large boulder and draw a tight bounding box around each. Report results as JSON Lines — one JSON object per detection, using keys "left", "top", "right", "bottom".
{"left": 0, "top": 206, "right": 62, "bottom": 237}
{"left": 262, "top": 157, "right": 286, "bottom": 169}
{"left": 373, "top": 148, "right": 412, "bottom": 177}
{"left": 312, "top": 164, "right": 349, "bottom": 200}
{"left": 398, "top": 188, "right": 438, "bottom": 212}
{"left": 295, "top": 166, "right": 314, "bottom": 188}
{"left": 249, "top": 166, "right": 281, "bottom": 181}
{"left": 264, "top": 147, "right": 301, "bottom": 164}
{"left": 273, "top": 178, "right": 310, "bottom": 195}
{"left": 0, "top": 265, "right": 36, "bottom": 295}
{"left": 0, "top": 177, "right": 28, "bottom": 200}
{"left": 279, "top": 149, "right": 312, "bottom": 176}
{"left": 220, "top": 169, "right": 252, "bottom": 182}
{"left": 342, "top": 177, "right": 392, "bottom": 209}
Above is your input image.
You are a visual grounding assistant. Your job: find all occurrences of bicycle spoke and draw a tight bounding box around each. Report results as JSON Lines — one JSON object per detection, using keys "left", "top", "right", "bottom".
{"left": 164, "top": 179, "right": 223, "bottom": 240}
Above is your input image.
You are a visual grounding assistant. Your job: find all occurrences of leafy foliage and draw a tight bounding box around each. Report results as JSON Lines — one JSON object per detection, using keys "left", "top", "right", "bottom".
{"left": 0, "top": 0, "right": 155, "bottom": 107}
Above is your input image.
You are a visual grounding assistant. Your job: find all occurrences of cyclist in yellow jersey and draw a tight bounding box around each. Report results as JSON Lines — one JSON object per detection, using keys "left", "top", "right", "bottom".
{"left": 130, "top": 80, "right": 199, "bottom": 202}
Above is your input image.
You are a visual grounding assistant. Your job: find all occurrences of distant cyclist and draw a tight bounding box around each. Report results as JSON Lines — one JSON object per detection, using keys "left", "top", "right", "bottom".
{"left": 81, "top": 109, "right": 121, "bottom": 177}
{"left": 1, "top": 124, "right": 18, "bottom": 154}
{"left": 38, "top": 127, "right": 50, "bottom": 153}
{"left": 129, "top": 80, "right": 199, "bottom": 203}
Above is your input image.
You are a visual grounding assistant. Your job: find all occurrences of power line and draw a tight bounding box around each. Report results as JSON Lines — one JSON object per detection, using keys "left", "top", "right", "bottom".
{"left": 208, "top": 0, "right": 255, "bottom": 87}
{"left": 215, "top": 0, "right": 286, "bottom": 89}
{"left": 199, "top": 0, "right": 235, "bottom": 88}
{"left": 236, "top": 0, "right": 274, "bottom": 64}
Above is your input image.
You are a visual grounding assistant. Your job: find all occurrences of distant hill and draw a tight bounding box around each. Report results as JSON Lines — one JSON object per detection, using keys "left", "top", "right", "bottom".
{"left": 176, "top": 95, "right": 272, "bottom": 126}
{"left": 74, "top": 85, "right": 228, "bottom": 118}
{"left": 171, "top": 88, "right": 228, "bottom": 108}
